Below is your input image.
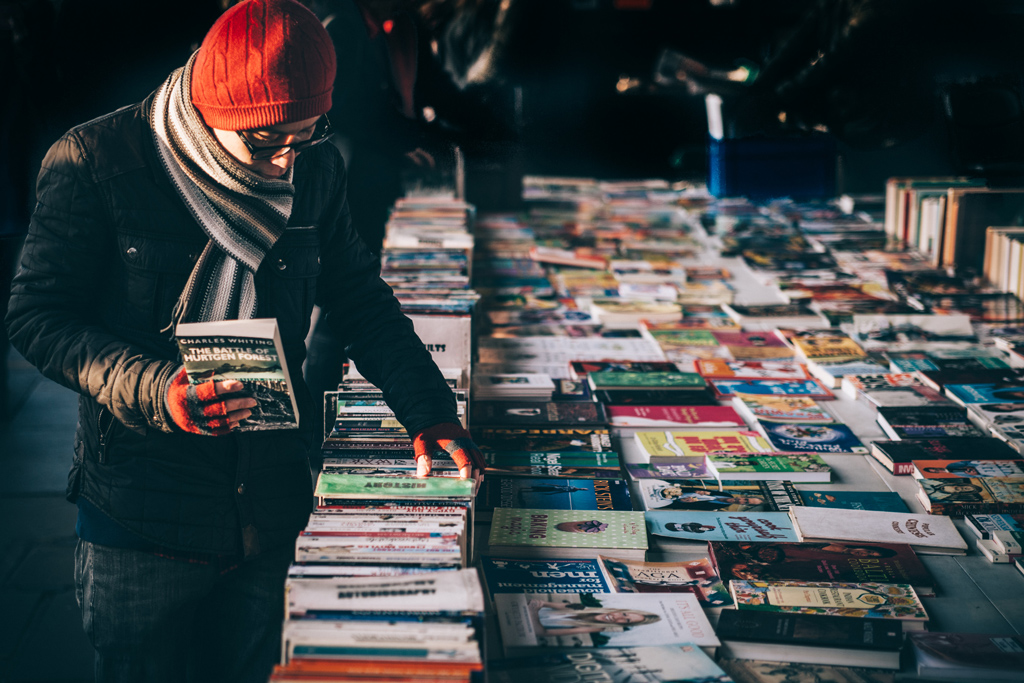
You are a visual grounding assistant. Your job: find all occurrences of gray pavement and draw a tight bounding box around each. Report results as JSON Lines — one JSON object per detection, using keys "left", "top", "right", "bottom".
{"left": 1, "top": 348, "right": 93, "bottom": 683}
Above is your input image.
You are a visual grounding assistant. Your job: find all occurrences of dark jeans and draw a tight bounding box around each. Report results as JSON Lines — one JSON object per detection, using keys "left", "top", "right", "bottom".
{"left": 74, "top": 539, "right": 292, "bottom": 683}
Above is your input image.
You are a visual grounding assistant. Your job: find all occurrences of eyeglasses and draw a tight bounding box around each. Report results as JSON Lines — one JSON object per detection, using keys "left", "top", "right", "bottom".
{"left": 237, "top": 115, "right": 334, "bottom": 161}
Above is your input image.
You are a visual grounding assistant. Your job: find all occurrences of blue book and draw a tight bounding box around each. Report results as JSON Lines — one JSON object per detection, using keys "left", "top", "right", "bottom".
{"left": 946, "top": 382, "right": 1024, "bottom": 404}
{"left": 645, "top": 510, "right": 799, "bottom": 542}
{"left": 757, "top": 420, "right": 868, "bottom": 454}
{"left": 479, "top": 557, "right": 611, "bottom": 595}
{"left": 798, "top": 490, "right": 910, "bottom": 512}
{"left": 710, "top": 378, "right": 832, "bottom": 398}
{"left": 478, "top": 476, "right": 633, "bottom": 520}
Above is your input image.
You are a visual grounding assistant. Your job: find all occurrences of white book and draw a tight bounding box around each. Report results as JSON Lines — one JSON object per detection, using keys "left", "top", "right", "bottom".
{"left": 287, "top": 569, "right": 485, "bottom": 618}
{"left": 788, "top": 506, "right": 968, "bottom": 555}
{"left": 493, "top": 591, "right": 719, "bottom": 657}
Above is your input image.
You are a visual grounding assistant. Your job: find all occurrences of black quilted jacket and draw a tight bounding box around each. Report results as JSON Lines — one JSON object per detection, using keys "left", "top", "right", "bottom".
{"left": 5, "top": 93, "right": 458, "bottom": 557}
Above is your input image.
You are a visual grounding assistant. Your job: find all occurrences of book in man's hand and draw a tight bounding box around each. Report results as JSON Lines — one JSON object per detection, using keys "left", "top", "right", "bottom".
{"left": 176, "top": 318, "right": 298, "bottom": 430}
{"left": 716, "top": 610, "right": 903, "bottom": 670}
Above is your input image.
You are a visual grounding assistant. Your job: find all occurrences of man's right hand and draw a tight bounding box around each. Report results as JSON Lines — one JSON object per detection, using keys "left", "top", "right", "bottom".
{"left": 165, "top": 368, "right": 257, "bottom": 435}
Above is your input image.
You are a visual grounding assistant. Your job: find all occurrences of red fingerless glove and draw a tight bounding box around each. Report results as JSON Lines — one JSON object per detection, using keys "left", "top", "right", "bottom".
{"left": 413, "top": 422, "right": 485, "bottom": 472}
{"left": 164, "top": 368, "right": 233, "bottom": 436}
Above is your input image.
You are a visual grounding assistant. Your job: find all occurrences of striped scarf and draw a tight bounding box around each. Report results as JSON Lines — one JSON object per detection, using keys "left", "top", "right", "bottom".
{"left": 152, "top": 52, "right": 295, "bottom": 327}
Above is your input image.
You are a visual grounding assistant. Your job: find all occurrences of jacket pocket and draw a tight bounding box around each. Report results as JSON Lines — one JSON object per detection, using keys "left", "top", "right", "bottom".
{"left": 259, "top": 227, "right": 321, "bottom": 342}
{"left": 96, "top": 407, "right": 118, "bottom": 465}
{"left": 116, "top": 233, "right": 203, "bottom": 333}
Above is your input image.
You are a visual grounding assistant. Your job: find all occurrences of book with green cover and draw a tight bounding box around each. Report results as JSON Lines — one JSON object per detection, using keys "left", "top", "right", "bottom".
{"left": 708, "top": 453, "right": 832, "bottom": 483}
{"left": 587, "top": 371, "right": 706, "bottom": 390}
{"left": 314, "top": 473, "right": 475, "bottom": 500}
{"left": 488, "top": 508, "right": 648, "bottom": 559}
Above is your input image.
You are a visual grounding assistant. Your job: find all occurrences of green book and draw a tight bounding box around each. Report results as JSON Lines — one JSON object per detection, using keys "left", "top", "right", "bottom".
{"left": 314, "top": 473, "right": 475, "bottom": 500}
{"left": 487, "top": 508, "right": 648, "bottom": 559}
{"left": 484, "top": 451, "right": 620, "bottom": 467}
{"left": 588, "top": 371, "right": 706, "bottom": 389}
{"left": 708, "top": 453, "right": 832, "bottom": 483}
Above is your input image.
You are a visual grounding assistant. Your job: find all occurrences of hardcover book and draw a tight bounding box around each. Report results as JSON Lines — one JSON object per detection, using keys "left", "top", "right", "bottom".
{"left": 477, "top": 476, "right": 632, "bottom": 520}
{"left": 488, "top": 647, "right": 731, "bottom": 683}
{"left": 909, "top": 631, "right": 1024, "bottom": 682}
{"left": 755, "top": 421, "right": 868, "bottom": 454}
{"left": 728, "top": 580, "right": 928, "bottom": 629}
{"left": 870, "top": 437, "right": 1021, "bottom": 475}
{"left": 175, "top": 318, "right": 298, "bottom": 430}
{"left": 479, "top": 557, "right": 612, "bottom": 595}
{"left": 494, "top": 592, "right": 719, "bottom": 653}
{"left": 487, "top": 508, "right": 648, "bottom": 560}
{"left": 788, "top": 506, "right": 968, "bottom": 554}
{"left": 875, "top": 405, "right": 983, "bottom": 439}
{"left": 716, "top": 611, "right": 903, "bottom": 670}
{"left": 708, "top": 540, "right": 934, "bottom": 596}
{"left": 597, "top": 556, "right": 731, "bottom": 607}
{"left": 646, "top": 510, "right": 799, "bottom": 543}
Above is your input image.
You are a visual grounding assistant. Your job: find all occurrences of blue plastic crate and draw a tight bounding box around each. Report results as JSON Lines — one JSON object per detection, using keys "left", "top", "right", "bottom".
{"left": 708, "top": 133, "right": 837, "bottom": 200}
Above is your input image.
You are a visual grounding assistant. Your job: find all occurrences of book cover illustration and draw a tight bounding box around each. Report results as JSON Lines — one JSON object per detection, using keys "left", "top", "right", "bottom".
{"left": 625, "top": 459, "right": 712, "bottom": 480}
{"left": 569, "top": 361, "right": 683, "bottom": 378}
{"left": 710, "top": 379, "right": 834, "bottom": 400}
{"left": 175, "top": 318, "right": 298, "bottom": 430}
{"left": 969, "top": 403, "right": 1024, "bottom": 429}
{"left": 718, "top": 658, "right": 895, "bottom": 683}
{"left": 635, "top": 479, "right": 779, "bottom": 512}
{"left": 711, "top": 331, "right": 795, "bottom": 361}
{"left": 917, "top": 477, "right": 1024, "bottom": 516}
{"left": 646, "top": 511, "right": 799, "bottom": 543}
{"left": 552, "top": 379, "right": 593, "bottom": 401}
{"left": 696, "top": 359, "right": 812, "bottom": 380}
{"left": 732, "top": 394, "right": 834, "bottom": 423}
{"left": 947, "top": 382, "right": 1024, "bottom": 404}
{"left": 778, "top": 328, "right": 867, "bottom": 362}
{"left": 479, "top": 558, "right": 612, "bottom": 595}
{"left": 729, "top": 580, "right": 928, "bottom": 625}
{"left": 798, "top": 491, "right": 909, "bottom": 512}
{"left": 494, "top": 592, "right": 719, "bottom": 651}
{"left": 598, "top": 556, "right": 732, "bottom": 607}
{"left": 489, "top": 646, "right": 733, "bottom": 683}
{"left": 709, "top": 541, "right": 934, "bottom": 595}
{"left": 488, "top": 509, "right": 648, "bottom": 551}
{"left": 913, "top": 460, "right": 1024, "bottom": 479}
{"left": 757, "top": 421, "right": 868, "bottom": 454}
{"left": 966, "top": 513, "right": 1024, "bottom": 539}
{"left": 634, "top": 430, "right": 772, "bottom": 459}
{"left": 607, "top": 405, "right": 745, "bottom": 428}
{"left": 479, "top": 477, "right": 632, "bottom": 514}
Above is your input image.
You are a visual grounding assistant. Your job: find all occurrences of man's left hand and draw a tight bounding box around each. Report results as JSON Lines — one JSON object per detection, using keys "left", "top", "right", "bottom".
{"left": 412, "top": 422, "right": 484, "bottom": 479}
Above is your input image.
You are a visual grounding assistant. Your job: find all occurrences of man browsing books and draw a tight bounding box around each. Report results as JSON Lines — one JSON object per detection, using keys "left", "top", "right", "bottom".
{"left": 4, "top": 1, "right": 482, "bottom": 680}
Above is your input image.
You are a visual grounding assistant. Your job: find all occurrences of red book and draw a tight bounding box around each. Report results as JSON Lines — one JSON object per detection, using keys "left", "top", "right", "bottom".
{"left": 607, "top": 404, "right": 746, "bottom": 429}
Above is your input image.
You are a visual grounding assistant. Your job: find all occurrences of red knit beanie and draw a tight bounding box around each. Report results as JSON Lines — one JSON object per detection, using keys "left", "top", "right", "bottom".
{"left": 191, "top": 0, "right": 336, "bottom": 131}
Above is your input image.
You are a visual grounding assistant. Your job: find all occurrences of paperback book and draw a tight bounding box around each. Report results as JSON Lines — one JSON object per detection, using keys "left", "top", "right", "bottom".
{"left": 797, "top": 490, "right": 909, "bottom": 512}
{"left": 709, "top": 378, "right": 834, "bottom": 400}
{"left": 788, "top": 506, "right": 969, "bottom": 555}
{"left": 634, "top": 479, "right": 797, "bottom": 512}
{"left": 494, "top": 592, "right": 719, "bottom": 654}
{"left": 597, "top": 556, "right": 731, "bottom": 607}
{"left": 175, "top": 318, "right": 298, "bottom": 430}
{"left": 728, "top": 580, "right": 928, "bottom": 629}
{"left": 965, "top": 512, "right": 1024, "bottom": 539}
{"left": 875, "top": 405, "right": 983, "bottom": 439}
{"left": 633, "top": 429, "right": 772, "bottom": 460}
{"left": 606, "top": 404, "right": 746, "bottom": 430}
{"left": 909, "top": 631, "right": 1024, "bottom": 682}
{"left": 470, "top": 401, "right": 608, "bottom": 426}
{"left": 477, "top": 476, "right": 632, "bottom": 521}
{"left": 646, "top": 510, "right": 799, "bottom": 543}
{"left": 731, "top": 394, "right": 834, "bottom": 424}
{"left": 487, "top": 508, "right": 648, "bottom": 560}
{"left": 708, "top": 452, "right": 833, "bottom": 482}
{"left": 912, "top": 460, "right": 1024, "bottom": 478}
{"left": 695, "top": 359, "right": 812, "bottom": 380}
{"left": 709, "top": 540, "right": 934, "bottom": 596}
{"left": 488, "top": 647, "right": 732, "bottom": 683}
{"left": 916, "top": 477, "right": 1024, "bottom": 517}
{"left": 478, "top": 557, "right": 612, "bottom": 595}
{"left": 755, "top": 421, "right": 868, "bottom": 454}
{"left": 474, "top": 427, "right": 613, "bottom": 453}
